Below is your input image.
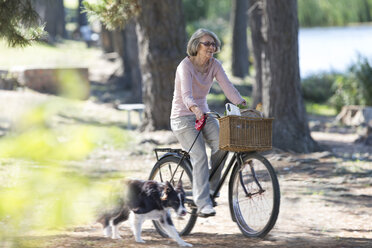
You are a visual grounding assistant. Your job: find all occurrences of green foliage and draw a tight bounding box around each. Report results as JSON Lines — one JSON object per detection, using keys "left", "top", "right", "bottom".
{"left": 0, "top": 71, "right": 129, "bottom": 246}
{"left": 183, "top": 0, "right": 231, "bottom": 39}
{"left": 237, "top": 103, "right": 248, "bottom": 110}
{"left": 83, "top": 0, "right": 141, "bottom": 30}
{"left": 207, "top": 93, "right": 225, "bottom": 106}
{"left": 298, "top": 0, "right": 372, "bottom": 27}
{"left": 0, "top": 107, "right": 128, "bottom": 245}
{"left": 182, "top": 0, "right": 209, "bottom": 23}
{"left": 301, "top": 73, "right": 338, "bottom": 103}
{"left": 330, "top": 55, "right": 372, "bottom": 112}
{"left": 0, "top": 0, "right": 45, "bottom": 47}
{"left": 353, "top": 56, "right": 372, "bottom": 106}
{"left": 305, "top": 102, "right": 337, "bottom": 116}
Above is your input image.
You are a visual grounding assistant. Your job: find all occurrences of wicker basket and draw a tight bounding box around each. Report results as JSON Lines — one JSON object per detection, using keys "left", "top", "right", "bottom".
{"left": 219, "top": 115, "right": 274, "bottom": 152}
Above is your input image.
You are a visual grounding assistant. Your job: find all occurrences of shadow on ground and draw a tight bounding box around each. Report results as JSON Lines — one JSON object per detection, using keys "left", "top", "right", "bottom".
{"left": 18, "top": 231, "right": 372, "bottom": 248}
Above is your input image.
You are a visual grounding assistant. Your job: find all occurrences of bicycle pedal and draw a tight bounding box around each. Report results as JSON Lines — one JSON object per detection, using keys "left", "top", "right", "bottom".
{"left": 210, "top": 195, "right": 218, "bottom": 207}
{"left": 198, "top": 212, "right": 216, "bottom": 218}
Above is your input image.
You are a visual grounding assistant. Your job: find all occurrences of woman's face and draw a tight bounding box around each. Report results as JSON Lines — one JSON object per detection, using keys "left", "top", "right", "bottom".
{"left": 197, "top": 35, "right": 216, "bottom": 59}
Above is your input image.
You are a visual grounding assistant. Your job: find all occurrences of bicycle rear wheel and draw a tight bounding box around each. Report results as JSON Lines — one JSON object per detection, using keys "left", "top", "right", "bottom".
{"left": 149, "top": 155, "right": 197, "bottom": 236}
{"left": 229, "top": 153, "right": 280, "bottom": 237}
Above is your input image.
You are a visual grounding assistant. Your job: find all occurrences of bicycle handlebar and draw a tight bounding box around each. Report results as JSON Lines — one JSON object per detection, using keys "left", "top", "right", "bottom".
{"left": 194, "top": 111, "right": 221, "bottom": 131}
{"left": 205, "top": 111, "right": 221, "bottom": 119}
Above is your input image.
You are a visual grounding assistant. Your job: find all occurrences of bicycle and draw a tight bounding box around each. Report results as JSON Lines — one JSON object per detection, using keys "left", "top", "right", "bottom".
{"left": 148, "top": 112, "right": 280, "bottom": 238}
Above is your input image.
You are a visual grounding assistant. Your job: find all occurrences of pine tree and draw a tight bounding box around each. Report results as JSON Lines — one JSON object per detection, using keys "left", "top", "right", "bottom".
{"left": 0, "top": 0, "right": 45, "bottom": 47}
{"left": 83, "top": 0, "right": 141, "bottom": 30}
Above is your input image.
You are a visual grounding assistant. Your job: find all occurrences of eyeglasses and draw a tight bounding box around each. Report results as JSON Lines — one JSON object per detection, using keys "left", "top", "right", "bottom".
{"left": 200, "top": 41, "right": 217, "bottom": 48}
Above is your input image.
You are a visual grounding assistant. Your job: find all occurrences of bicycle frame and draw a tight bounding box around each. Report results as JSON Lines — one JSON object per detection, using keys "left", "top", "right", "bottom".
{"left": 155, "top": 111, "right": 264, "bottom": 201}
{"left": 155, "top": 148, "right": 259, "bottom": 202}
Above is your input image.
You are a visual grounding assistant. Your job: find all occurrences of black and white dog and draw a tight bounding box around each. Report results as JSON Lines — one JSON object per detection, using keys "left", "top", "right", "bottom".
{"left": 98, "top": 179, "right": 192, "bottom": 247}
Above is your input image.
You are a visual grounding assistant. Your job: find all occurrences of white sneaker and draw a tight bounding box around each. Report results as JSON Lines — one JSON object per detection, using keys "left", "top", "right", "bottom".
{"left": 199, "top": 205, "right": 216, "bottom": 217}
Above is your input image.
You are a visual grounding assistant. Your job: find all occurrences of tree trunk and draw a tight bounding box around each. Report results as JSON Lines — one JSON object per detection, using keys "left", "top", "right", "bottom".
{"left": 44, "top": 0, "right": 66, "bottom": 40}
{"left": 260, "top": 0, "right": 319, "bottom": 153}
{"left": 249, "top": 0, "right": 263, "bottom": 108}
{"left": 33, "top": 0, "right": 66, "bottom": 42}
{"left": 100, "top": 21, "right": 142, "bottom": 102}
{"left": 231, "top": 0, "right": 249, "bottom": 78}
{"left": 122, "top": 20, "right": 142, "bottom": 102}
{"left": 100, "top": 25, "right": 114, "bottom": 53}
{"left": 136, "top": 0, "right": 186, "bottom": 130}
{"left": 77, "top": 0, "right": 88, "bottom": 28}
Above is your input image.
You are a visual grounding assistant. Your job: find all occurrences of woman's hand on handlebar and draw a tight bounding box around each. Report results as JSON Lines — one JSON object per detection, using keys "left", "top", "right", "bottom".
{"left": 190, "top": 106, "right": 204, "bottom": 120}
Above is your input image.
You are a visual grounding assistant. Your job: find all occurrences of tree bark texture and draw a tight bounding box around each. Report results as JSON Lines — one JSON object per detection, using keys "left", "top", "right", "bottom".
{"left": 33, "top": 0, "right": 66, "bottom": 41}
{"left": 231, "top": 0, "right": 249, "bottom": 78}
{"left": 136, "top": 0, "right": 186, "bottom": 130}
{"left": 249, "top": 0, "right": 263, "bottom": 108}
{"left": 260, "top": 0, "right": 319, "bottom": 152}
{"left": 100, "top": 26, "right": 115, "bottom": 53}
{"left": 100, "top": 21, "right": 142, "bottom": 102}
{"left": 78, "top": 0, "right": 88, "bottom": 27}
{"left": 122, "top": 20, "right": 142, "bottom": 102}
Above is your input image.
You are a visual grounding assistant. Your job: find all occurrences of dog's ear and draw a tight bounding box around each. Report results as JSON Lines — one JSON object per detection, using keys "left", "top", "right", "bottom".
{"left": 176, "top": 180, "right": 183, "bottom": 190}
{"left": 161, "top": 181, "right": 173, "bottom": 201}
{"left": 165, "top": 181, "right": 174, "bottom": 192}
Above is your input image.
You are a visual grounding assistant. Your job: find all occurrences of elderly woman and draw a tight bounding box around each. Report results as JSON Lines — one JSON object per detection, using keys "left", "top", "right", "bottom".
{"left": 170, "top": 28, "right": 246, "bottom": 217}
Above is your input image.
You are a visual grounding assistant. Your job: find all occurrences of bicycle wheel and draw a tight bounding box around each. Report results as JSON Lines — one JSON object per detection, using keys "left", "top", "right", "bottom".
{"left": 229, "top": 153, "right": 280, "bottom": 238}
{"left": 149, "top": 155, "right": 197, "bottom": 236}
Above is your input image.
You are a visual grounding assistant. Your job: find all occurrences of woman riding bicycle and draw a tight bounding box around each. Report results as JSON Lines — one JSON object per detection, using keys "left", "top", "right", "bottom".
{"left": 170, "top": 28, "right": 246, "bottom": 217}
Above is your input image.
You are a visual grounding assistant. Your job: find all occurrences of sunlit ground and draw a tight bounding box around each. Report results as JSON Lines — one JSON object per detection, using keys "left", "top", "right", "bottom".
{"left": 0, "top": 40, "right": 101, "bottom": 70}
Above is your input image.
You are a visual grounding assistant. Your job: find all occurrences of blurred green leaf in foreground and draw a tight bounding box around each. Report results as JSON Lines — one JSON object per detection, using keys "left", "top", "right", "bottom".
{"left": 0, "top": 70, "right": 129, "bottom": 247}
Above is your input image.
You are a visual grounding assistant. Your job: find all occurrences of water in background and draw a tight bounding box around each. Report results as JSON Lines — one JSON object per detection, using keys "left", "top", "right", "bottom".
{"left": 299, "top": 25, "right": 372, "bottom": 77}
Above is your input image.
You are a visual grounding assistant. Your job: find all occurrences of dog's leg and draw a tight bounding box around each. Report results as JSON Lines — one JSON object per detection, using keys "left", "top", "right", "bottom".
{"left": 110, "top": 219, "right": 122, "bottom": 239}
{"left": 100, "top": 216, "right": 112, "bottom": 238}
{"left": 103, "top": 225, "right": 112, "bottom": 238}
{"left": 110, "top": 207, "right": 130, "bottom": 239}
{"left": 159, "top": 211, "right": 192, "bottom": 247}
{"left": 129, "top": 212, "right": 145, "bottom": 243}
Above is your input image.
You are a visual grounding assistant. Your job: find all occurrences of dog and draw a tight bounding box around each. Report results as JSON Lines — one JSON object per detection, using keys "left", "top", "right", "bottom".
{"left": 97, "top": 179, "right": 192, "bottom": 247}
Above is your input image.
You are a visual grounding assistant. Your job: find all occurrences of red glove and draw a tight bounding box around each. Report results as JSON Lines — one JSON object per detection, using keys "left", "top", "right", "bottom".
{"left": 195, "top": 114, "right": 207, "bottom": 131}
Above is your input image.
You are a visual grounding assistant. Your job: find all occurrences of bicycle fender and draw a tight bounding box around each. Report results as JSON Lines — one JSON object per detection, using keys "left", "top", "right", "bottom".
{"left": 228, "top": 161, "right": 240, "bottom": 223}
{"left": 156, "top": 152, "right": 193, "bottom": 169}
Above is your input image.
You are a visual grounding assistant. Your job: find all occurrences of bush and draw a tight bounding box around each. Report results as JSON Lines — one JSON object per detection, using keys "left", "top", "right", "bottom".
{"left": 301, "top": 73, "right": 338, "bottom": 103}
{"left": 353, "top": 56, "right": 372, "bottom": 106}
{"left": 330, "top": 55, "right": 372, "bottom": 112}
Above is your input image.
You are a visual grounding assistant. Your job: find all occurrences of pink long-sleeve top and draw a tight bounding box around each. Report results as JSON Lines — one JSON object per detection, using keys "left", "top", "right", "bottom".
{"left": 170, "top": 57, "right": 244, "bottom": 119}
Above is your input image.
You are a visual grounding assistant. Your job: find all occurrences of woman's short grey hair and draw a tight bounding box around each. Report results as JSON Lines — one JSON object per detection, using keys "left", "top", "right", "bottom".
{"left": 186, "top": 28, "right": 221, "bottom": 56}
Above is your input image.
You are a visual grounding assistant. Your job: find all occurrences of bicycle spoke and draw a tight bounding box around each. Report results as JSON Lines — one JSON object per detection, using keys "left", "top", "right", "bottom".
{"left": 150, "top": 156, "right": 197, "bottom": 236}
{"left": 159, "top": 166, "right": 164, "bottom": 182}
{"left": 230, "top": 153, "right": 280, "bottom": 237}
{"left": 168, "top": 163, "right": 174, "bottom": 184}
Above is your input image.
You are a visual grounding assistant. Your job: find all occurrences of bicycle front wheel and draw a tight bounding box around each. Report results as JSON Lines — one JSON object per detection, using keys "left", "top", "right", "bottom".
{"left": 229, "top": 153, "right": 280, "bottom": 238}
{"left": 149, "top": 155, "right": 197, "bottom": 236}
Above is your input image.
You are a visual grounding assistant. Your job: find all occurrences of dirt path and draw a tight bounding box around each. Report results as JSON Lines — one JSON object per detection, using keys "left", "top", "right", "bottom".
{"left": 17, "top": 129, "right": 372, "bottom": 248}
{"left": 1, "top": 91, "right": 372, "bottom": 248}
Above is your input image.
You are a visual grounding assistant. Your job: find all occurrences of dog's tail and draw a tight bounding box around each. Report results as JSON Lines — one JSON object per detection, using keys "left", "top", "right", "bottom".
{"left": 96, "top": 198, "right": 129, "bottom": 227}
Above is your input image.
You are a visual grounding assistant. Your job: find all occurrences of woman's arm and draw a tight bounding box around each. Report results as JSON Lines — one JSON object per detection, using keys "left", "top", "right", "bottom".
{"left": 214, "top": 60, "right": 245, "bottom": 105}
{"left": 178, "top": 63, "right": 197, "bottom": 110}
{"left": 177, "top": 63, "right": 204, "bottom": 119}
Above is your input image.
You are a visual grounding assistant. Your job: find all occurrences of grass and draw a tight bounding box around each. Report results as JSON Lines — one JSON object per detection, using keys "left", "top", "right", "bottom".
{"left": 208, "top": 95, "right": 336, "bottom": 117}
{"left": 0, "top": 40, "right": 101, "bottom": 70}
{"left": 305, "top": 102, "right": 337, "bottom": 116}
